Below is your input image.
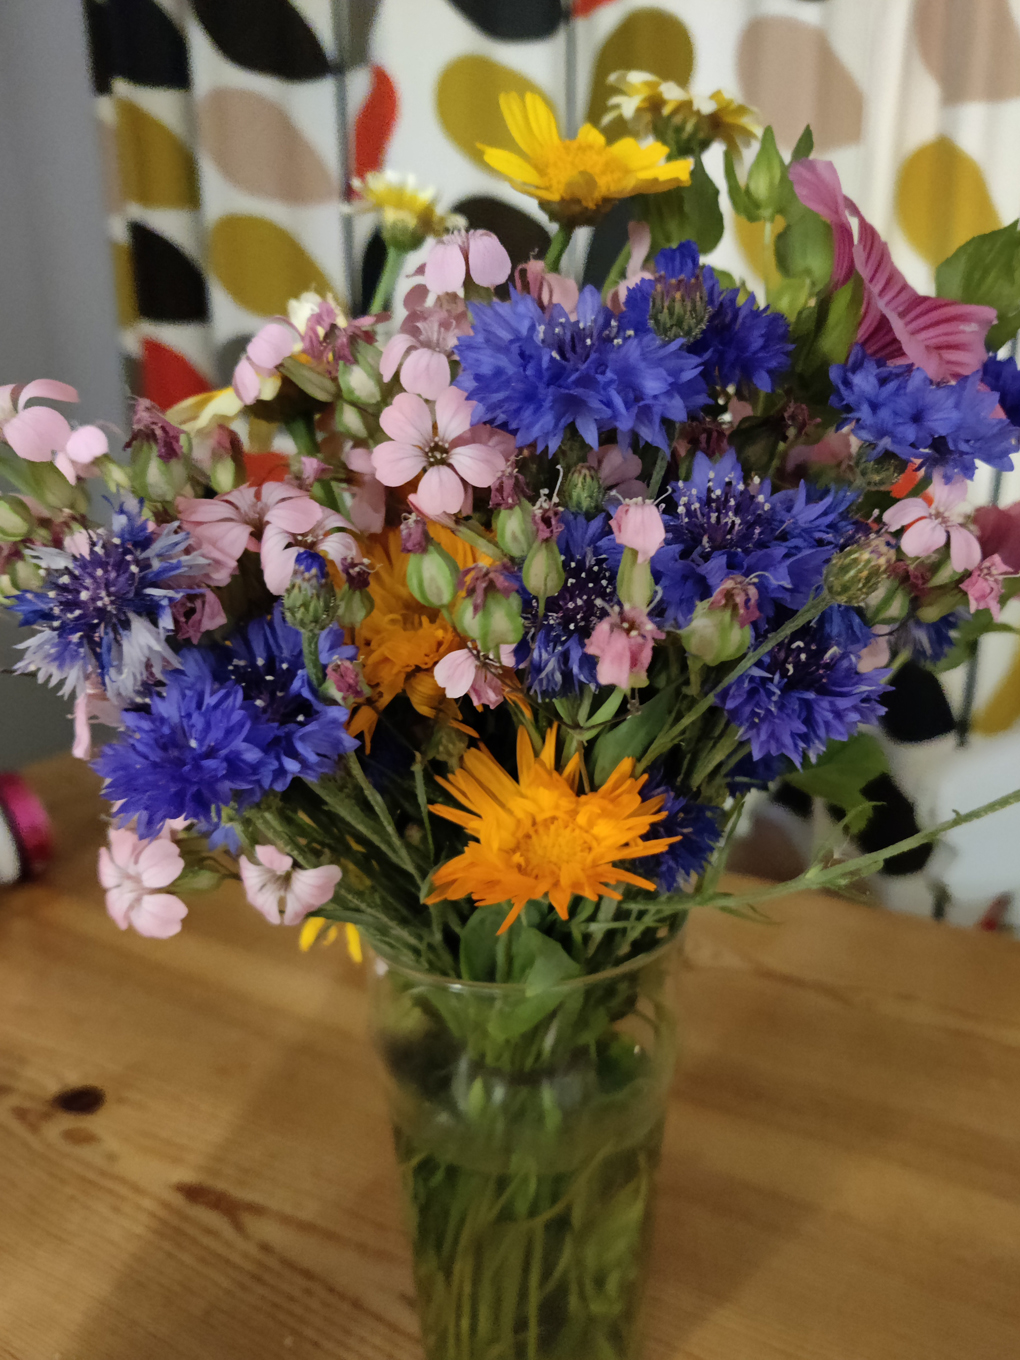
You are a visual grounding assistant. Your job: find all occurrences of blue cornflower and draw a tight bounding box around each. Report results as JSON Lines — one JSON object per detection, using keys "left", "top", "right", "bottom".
{"left": 831, "top": 344, "right": 1018, "bottom": 480}
{"left": 982, "top": 355, "right": 1020, "bottom": 427}
{"left": 621, "top": 242, "right": 791, "bottom": 392}
{"left": 718, "top": 606, "right": 889, "bottom": 768}
{"left": 517, "top": 511, "right": 618, "bottom": 697}
{"left": 454, "top": 284, "right": 707, "bottom": 453}
{"left": 93, "top": 608, "right": 358, "bottom": 836}
{"left": 10, "top": 499, "right": 196, "bottom": 702}
{"left": 654, "top": 450, "right": 858, "bottom": 629}
{"left": 635, "top": 790, "right": 723, "bottom": 892}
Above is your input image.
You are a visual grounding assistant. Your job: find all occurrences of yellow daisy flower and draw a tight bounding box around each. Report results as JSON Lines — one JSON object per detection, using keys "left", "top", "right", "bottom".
{"left": 352, "top": 171, "right": 466, "bottom": 252}
{"left": 426, "top": 726, "right": 678, "bottom": 933}
{"left": 604, "top": 71, "right": 760, "bottom": 160}
{"left": 479, "top": 91, "right": 692, "bottom": 226}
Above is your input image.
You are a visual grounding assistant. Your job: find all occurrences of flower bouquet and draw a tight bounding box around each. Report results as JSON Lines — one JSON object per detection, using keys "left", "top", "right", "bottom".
{"left": 5, "top": 73, "right": 1020, "bottom": 1360}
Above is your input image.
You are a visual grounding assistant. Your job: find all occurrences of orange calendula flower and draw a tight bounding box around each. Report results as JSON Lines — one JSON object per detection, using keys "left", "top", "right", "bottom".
{"left": 478, "top": 92, "right": 692, "bottom": 225}
{"left": 427, "top": 726, "right": 678, "bottom": 933}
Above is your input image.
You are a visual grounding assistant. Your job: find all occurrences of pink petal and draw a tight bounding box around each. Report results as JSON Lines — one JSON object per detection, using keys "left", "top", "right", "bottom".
{"left": 424, "top": 239, "right": 467, "bottom": 294}
{"left": 379, "top": 331, "right": 415, "bottom": 382}
{"left": 256, "top": 843, "right": 293, "bottom": 873}
{"left": 232, "top": 356, "right": 261, "bottom": 404}
{"left": 624, "top": 220, "right": 652, "bottom": 283}
{"left": 434, "top": 648, "right": 479, "bottom": 698}
{"left": 4, "top": 407, "right": 72, "bottom": 461}
{"left": 948, "top": 523, "right": 982, "bottom": 572}
{"left": 900, "top": 518, "right": 947, "bottom": 557}
{"left": 64, "top": 424, "right": 108, "bottom": 464}
{"left": 345, "top": 476, "right": 387, "bottom": 534}
{"left": 371, "top": 440, "right": 426, "bottom": 487}
{"left": 344, "top": 445, "right": 375, "bottom": 474}
{"left": 198, "top": 588, "right": 227, "bottom": 633}
{"left": 239, "top": 858, "right": 284, "bottom": 923}
{"left": 379, "top": 392, "right": 433, "bottom": 447}
{"left": 104, "top": 887, "right": 132, "bottom": 931}
{"left": 131, "top": 893, "right": 188, "bottom": 939}
{"left": 931, "top": 469, "right": 968, "bottom": 510}
{"left": 247, "top": 320, "right": 298, "bottom": 369}
{"left": 282, "top": 864, "right": 342, "bottom": 923}
{"left": 416, "top": 464, "right": 466, "bottom": 516}
{"left": 97, "top": 844, "right": 124, "bottom": 890}
{"left": 788, "top": 159, "right": 856, "bottom": 288}
{"left": 137, "top": 838, "right": 184, "bottom": 889}
{"left": 595, "top": 631, "right": 633, "bottom": 689}
{"left": 260, "top": 527, "right": 300, "bottom": 594}
{"left": 53, "top": 452, "right": 78, "bottom": 483}
{"left": 466, "top": 231, "right": 511, "bottom": 288}
{"left": 447, "top": 441, "right": 507, "bottom": 487}
{"left": 73, "top": 693, "right": 93, "bottom": 760}
{"left": 883, "top": 499, "right": 930, "bottom": 530}
{"left": 264, "top": 493, "right": 322, "bottom": 534}
{"left": 317, "top": 531, "right": 358, "bottom": 570}
{"left": 434, "top": 386, "right": 475, "bottom": 443}
{"left": 18, "top": 378, "right": 79, "bottom": 407}
{"left": 400, "top": 347, "right": 452, "bottom": 399}
{"left": 188, "top": 520, "right": 252, "bottom": 569}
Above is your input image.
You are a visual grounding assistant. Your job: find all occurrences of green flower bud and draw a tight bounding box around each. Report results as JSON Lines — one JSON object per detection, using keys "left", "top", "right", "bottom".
{"left": 25, "top": 460, "right": 81, "bottom": 510}
{"left": 0, "top": 495, "right": 35, "bottom": 542}
{"left": 335, "top": 585, "right": 374, "bottom": 628}
{"left": 917, "top": 587, "right": 966, "bottom": 624}
{"left": 744, "top": 127, "right": 785, "bottom": 222}
{"left": 867, "top": 582, "right": 911, "bottom": 627}
{"left": 648, "top": 273, "right": 711, "bottom": 343}
{"left": 335, "top": 403, "right": 369, "bottom": 439}
{"left": 406, "top": 540, "right": 460, "bottom": 608}
{"left": 680, "top": 600, "right": 751, "bottom": 665}
{"left": 495, "top": 501, "right": 536, "bottom": 557}
{"left": 209, "top": 453, "right": 238, "bottom": 493}
{"left": 339, "top": 363, "right": 381, "bottom": 406}
{"left": 10, "top": 555, "right": 44, "bottom": 591}
{"left": 851, "top": 447, "right": 907, "bottom": 490}
{"left": 455, "top": 591, "right": 523, "bottom": 652}
{"left": 824, "top": 537, "right": 896, "bottom": 606}
{"left": 522, "top": 537, "right": 565, "bottom": 607}
{"left": 131, "top": 444, "right": 189, "bottom": 503}
{"left": 562, "top": 463, "right": 605, "bottom": 515}
{"left": 282, "top": 551, "right": 338, "bottom": 631}
{"left": 616, "top": 547, "right": 654, "bottom": 610}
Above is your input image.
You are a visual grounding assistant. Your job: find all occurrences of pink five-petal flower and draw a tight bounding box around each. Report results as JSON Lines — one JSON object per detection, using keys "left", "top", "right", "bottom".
{"left": 789, "top": 159, "right": 995, "bottom": 381}
{"left": 372, "top": 388, "right": 507, "bottom": 518}
{"left": 433, "top": 645, "right": 515, "bottom": 708}
{"left": 585, "top": 607, "right": 664, "bottom": 689}
{"left": 610, "top": 500, "right": 666, "bottom": 564}
{"left": 0, "top": 379, "right": 108, "bottom": 482}
{"left": 232, "top": 319, "right": 299, "bottom": 403}
{"left": 424, "top": 229, "right": 512, "bottom": 294}
{"left": 239, "top": 844, "right": 342, "bottom": 927}
{"left": 176, "top": 483, "right": 323, "bottom": 586}
{"left": 379, "top": 306, "right": 460, "bottom": 399}
{"left": 961, "top": 553, "right": 1012, "bottom": 620}
{"left": 98, "top": 825, "right": 187, "bottom": 939}
{"left": 261, "top": 507, "right": 358, "bottom": 594}
{"left": 883, "top": 471, "right": 982, "bottom": 571}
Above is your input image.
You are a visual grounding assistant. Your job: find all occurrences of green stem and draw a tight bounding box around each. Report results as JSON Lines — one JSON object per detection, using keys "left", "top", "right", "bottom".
{"left": 369, "top": 244, "right": 408, "bottom": 314}
{"left": 601, "top": 237, "right": 633, "bottom": 300}
{"left": 347, "top": 752, "right": 420, "bottom": 881}
{"left": 544, "top": 223, "right": 574, "bottom": 272}
{"left": 284, "top": 414, "right": 319, "bottom": 462}
{"left": 413, "top": 758, "right": 435, "bottom": 866}
{"left": 301, "top": 632, "right": 325, "bottom": 692}
{"left": 646, "top": 448, "right": 669, "bottom": 500}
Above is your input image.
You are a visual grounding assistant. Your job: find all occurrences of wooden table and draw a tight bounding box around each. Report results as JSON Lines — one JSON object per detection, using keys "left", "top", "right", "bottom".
{"left": 2, "top": 755, "right": 1020, "bottom": 1360}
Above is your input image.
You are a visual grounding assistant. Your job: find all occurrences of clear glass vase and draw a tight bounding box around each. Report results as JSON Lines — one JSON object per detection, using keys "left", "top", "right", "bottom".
{"left": 367, "top": 934, "right": 680, "bottom": 1360}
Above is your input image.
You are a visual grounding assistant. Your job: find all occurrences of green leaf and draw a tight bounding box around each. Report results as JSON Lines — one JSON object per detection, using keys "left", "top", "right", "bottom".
{"left": 724, "top": 150, "right": 757, "bottom": 222}
{"left": 644, "top": 156, "right": 724, "bottom": 255}
{"left": 592, "top": 685, "right": 677, "bottom": 786}
{"left": 519, "top": 928, "right": 582, "bottom": 996}
{"left": 935, "top": 220, "right": 1020, "bottom": 351}
{"left": 766, "top": 274, "right": 812, "bottom": 321}
{"left": 774, "top": 208, "right": 833, "bottom": 292}
{"left": 790, "top": 125, "right": 814, "bottom": 162}
{"left": 934, "top": 612, "right": 1020, "bottom": 674}
{"left": 785, "top": 733, "right": 889, "bottom": 831}
{"left": 279, "top": 355, "right": 338, "bottom": 402}
{"left": 459, "top": 907, "right": 502, "bottom": 981}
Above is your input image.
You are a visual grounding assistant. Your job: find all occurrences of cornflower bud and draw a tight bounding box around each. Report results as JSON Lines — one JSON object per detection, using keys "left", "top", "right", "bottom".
{"left": 562, "top": 462, "right": 605, "bottom": 515}
{"left": 647, "top": 272, "right": 711, "bottom": 343}
{"left": 824, "top": 536, "right": 896, "bottom": 606}
{"left": 283, "top": 549, "right": 338, "bottom": 631}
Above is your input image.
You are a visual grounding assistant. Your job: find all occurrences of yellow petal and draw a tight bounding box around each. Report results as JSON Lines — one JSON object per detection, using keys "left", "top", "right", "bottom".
{"left": 478, "top": 144, "right": 544, "bottom": 186}
{"left": 575, "top": 122, "right": 607, "bottom": 148}
{"left": 499, "top": 91, "right": 542, "bottom": 157}
{"left": 345, "top": 923, "right": 363, "bottom": 964}
{"left": 299, "top": 917, "right": 326, "bottom": 951}
{"left": 524, "top": 91, "right": 561, "bottom": 149}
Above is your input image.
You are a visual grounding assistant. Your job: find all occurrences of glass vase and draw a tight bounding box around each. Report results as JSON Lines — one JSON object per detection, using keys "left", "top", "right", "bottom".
{"left": 367, "top": 935, "right": 680, "bottom": 1360}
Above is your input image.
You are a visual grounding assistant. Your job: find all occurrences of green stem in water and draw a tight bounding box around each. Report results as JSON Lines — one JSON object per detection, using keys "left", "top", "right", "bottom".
{"left": 369, "top": 244, "right": 408, "bottom": 314}
{"left": 544, "top": 223, "right": 575, "bottom": 273}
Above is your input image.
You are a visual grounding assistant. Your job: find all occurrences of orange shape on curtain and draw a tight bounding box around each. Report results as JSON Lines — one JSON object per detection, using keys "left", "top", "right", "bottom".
{"left": 142, "top": 338, "right": 210, "bottom": 410}
{"left": 354, "top": 64, "right": 398, "bottom": 180}
{"left": 244, "top": 451, "right": 289, "bottom": 486}
{"left": 573, "top": 0, "right": 620, "bottom": 15}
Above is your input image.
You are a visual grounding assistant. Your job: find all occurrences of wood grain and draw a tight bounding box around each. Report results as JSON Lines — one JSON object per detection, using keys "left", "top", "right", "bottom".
{"left": 1, "top": 754, "right": 1019, "bottom": 1359}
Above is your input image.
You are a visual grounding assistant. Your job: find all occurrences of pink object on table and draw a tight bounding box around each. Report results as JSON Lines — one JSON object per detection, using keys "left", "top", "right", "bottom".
{"left": 0, "top": 772, "right": 52, "bottom": 883}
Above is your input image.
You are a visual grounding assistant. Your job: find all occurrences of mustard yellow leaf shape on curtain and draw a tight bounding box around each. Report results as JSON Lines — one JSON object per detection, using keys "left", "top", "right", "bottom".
{"left": 896, "top": 137, "right": 1001, "bottom": 267}
{"left": 586, "top": 7, "right": 694, "bottom": 130}
{"left": 114, "top": 97, "right": 199, "bottom": 209}
{"left": 437, "top": 55, "right": 552, "bottom": 175}
{"left": 209, "top": 215, "right": 332, "bottom": 317}
{"left": 734, "top": 215, "right": 787, "bottom": 292}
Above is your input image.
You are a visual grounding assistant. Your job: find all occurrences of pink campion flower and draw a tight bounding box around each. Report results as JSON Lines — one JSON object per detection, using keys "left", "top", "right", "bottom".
{"left": 0, "top": 379, "right": 109, "bottom": 483}
{"left": 788, "top": 159, "right": 996, "bottom": 381}
{"left": 584, "top": 607, "right": 664, "bottom": 689}
{"left": 588, "top": 443, "right": 647, "bottom": 500}
{"left": 883, "top": 471, "right": 982, "bottom": 571}
{"left": 973, "top": 501, "right": 1020, "bottom": 573}
{"left": 98, "top": 825, "right": 187, "bottom": 939}
{"left": 176, "top": 483, "right": 323, "bottom": 585}
{"left": 170, "top": 589, "right": 227, "bottom": 643}
{"left": 514, "top": 259, "right": 580, "bottom": 316}
{"left": 424, "top": 229, "right": 512, "bottom": 294}
{"left": 239, "top": 845, "right": 342, "bottom": 927}
{"left": 379, "top": 305, "right": 461, "bottom": 399}
{"left": 372, "top": 388, "right": 507, "bottom": 518}
{"left": 261, "top": 507, "right": 358, "bottom": 594}
{"left": 433, "top": 644, "right": 517, "bottom": 708}
{"left": 287, "top": 290, "right": 380, "bottom": 372}
{"left": 961, "top": 553, "right": 1012, "bottom": 619}
{"left": 709, "top": 575, "right": 761, "bottom": 627}
{"left": 232, "top": 319, "right": 299, "bottom": 403}
{"left": 610, "top": 500, "right": 666, "bottom": 564}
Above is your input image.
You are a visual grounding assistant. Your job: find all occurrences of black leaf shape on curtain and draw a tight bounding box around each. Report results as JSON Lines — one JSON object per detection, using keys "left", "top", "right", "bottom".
{"left": 583, "top": 201, "right": 631, "bottom": 290}
{"left": 445, "top": 0, "right": 563, "bottom": 41}
{"left": 82, "top": 0, "right": 190, "bottom": 93}
{"left": 452, "top": 197, "right": 550, "bottom": 295}
{"left": 128, "top": 224, "right": 209, "bottom": 323}
{"left": 192, "top": 0, "right": 331, "bottom": 81}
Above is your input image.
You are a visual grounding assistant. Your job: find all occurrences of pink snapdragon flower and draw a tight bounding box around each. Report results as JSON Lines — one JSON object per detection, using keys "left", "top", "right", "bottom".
{"left": 0, "top": 379, "right": 108, "bottom": 483}
{"left": 261, "top": 506, "right": 358, "bottom": 594}
{"left": 585, "top": 607, "right": 664, "bottom": 689}
{"left": 239, "top": 845, "right": 341, "bottom": 927}
{"left": 379, "top": 306, "right": 462, "bottom": 399}
{"left": 433, "top": 644, "right": 517, "bottom": 708}
{"left": 98, "top": 825, "right": 187, "bottom": 939}
{"left": 372, "top": 388, "right": 507, "bottom": 518}
{"left": 588, "top": 443, "right": 647, "bottom": 500}
{"left": 789, "top": 159, "right": 996, "bottom": 381}
{"left": 176, "top": 483, "right": 324, "bottom": 585}
{"left": 961, "top": 553, "right": 1012, "bottom": 619}
{"left": 232, "top": 320, "right": 299, "bottom": 403}
{"left": 883, "top": 471, "right": 982, "bottom": 571}
{"left": 610, "top": 500, "right": 666, "bottom": 563}
{"left": 424, "top": 229, "right": 512, "bottom": 294}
